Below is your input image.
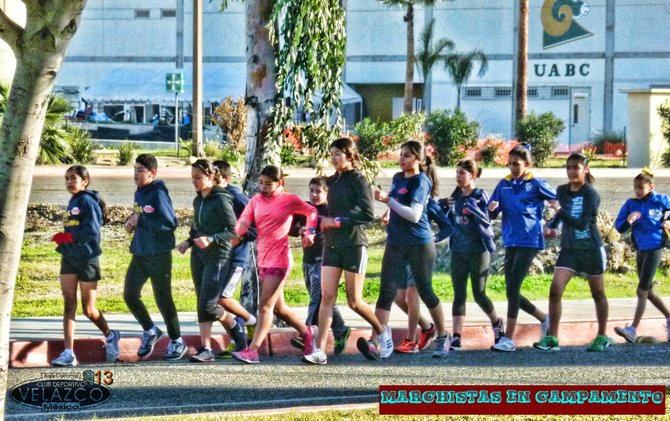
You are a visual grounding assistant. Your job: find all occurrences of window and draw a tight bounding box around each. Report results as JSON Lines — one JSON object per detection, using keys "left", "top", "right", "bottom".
{"left": 161, "top": 9, "right": 176, "bottom": 18}
{"left": 135, "top": 9, "right": 150, "bottom": 19}
{"left": 494, "top": 87, "right": 512, "bottom": 98}
{"left": 527, "top": 87, "right": 538, "bottom": 98}
{"left": 552, "top": 86, "right": 569, "bottom": 97}
{"left": 464, "top": 87, "right": 482, "bottom": 98}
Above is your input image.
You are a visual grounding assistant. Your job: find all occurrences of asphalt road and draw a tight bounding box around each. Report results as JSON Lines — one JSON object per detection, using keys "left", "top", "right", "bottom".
{"left": 5, "top": 343, "right": 670, "bottom": 420}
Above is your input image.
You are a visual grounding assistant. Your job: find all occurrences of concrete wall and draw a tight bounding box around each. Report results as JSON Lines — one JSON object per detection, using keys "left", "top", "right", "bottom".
{"left": 625, "top": 89, "right": 670, "bottom": 169}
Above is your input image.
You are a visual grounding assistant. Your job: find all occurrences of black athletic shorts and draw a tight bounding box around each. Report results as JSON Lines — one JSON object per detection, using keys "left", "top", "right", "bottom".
{"left": 555, "top": 246, "right": 606, "bottom": 277}
{"left": 60, "top": 256, "right": 101, "bottom": 282}
{"left": 321, "top": 245, "right": 368, "bottom": 274}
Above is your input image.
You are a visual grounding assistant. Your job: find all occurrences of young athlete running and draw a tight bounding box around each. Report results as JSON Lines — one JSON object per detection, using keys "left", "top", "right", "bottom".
{"left": 303, "top": 138, "right": 385, "bottom": 365}
{"left": 488, "top": 144, "right": 555, "bottom": 352}
{"left": 533, "top": 153, "right": 611, "bottom": 352}
{"left": 373, "top": 140, "right": 451, "bottom": 359}
{"left": 289, "top": 177, "right": 351, "bottom": 354}
{"left": 210, "top": 160, "right": 258, "bottom": 359}
{"left": 231, "top": 165, "right": 318, "bottom": 364}
{"left": 613, "top": 169, "right": 670, "bottom": 343}
{"left": 51, "top": 166, "right": 120, "bottom": 366}
{"left": 123, "top": 154, "right": 186, "bottom": 361}
{"left": 177, "top": 159, "right": 247, "bottom": 362}
{"left": 444, "top": 159, "right": 503, "bottom": 351}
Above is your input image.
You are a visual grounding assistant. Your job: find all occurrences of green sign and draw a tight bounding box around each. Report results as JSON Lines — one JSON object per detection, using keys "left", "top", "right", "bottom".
{"left": 166, "top": 73, "right": 185, "bottom": 93}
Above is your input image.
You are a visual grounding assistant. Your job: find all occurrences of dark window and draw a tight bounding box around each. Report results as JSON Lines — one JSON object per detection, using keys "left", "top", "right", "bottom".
{"left": 135, "top": 9, "right": 150, "bottom": 19}
{"left": 573, "top": 104, "right": 579, "bottom": 124}
{"left": 161, "top": 9, "right": 176, "bottom": 18}
{"left": 495, "top": 87, "right": 512, "bottom": 98}
{"left": 552, "top": 86, "right": 569, "bottom": 97}
{"left": 527, "top": 87, "right": 538, "bottom": 97}
{"left": 464, "top": 87, "right": 482, "bottom": 98}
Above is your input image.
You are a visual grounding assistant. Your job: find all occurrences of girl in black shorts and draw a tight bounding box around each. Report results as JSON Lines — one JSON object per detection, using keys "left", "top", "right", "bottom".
{"left": 533, "top": 153, "right": 610, "bottom": 352}
{"left": 613, "top": 169, "right": 670, "bottom": 344}
{"left": 51, "top": 166, "right": 119, "bottom": 366}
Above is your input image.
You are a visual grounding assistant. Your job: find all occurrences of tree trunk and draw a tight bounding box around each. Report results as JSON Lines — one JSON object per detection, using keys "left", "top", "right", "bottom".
{"left": 0, "top": 2, "right": 87, "bottom": 416}
{"left": 403, "top": 2, "right": 415, "bottom": 114}
{"left": 455, "top": 83, "right": 462, "bottom": 111}
{"left": 515, "top": 0, "right": 529, "bottom": 123}
{"left": 243, "top": 0, "right": 277, "bottom": 193}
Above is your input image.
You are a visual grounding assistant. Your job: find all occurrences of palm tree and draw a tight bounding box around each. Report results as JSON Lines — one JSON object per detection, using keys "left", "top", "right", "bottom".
{"left": 444, "top": 50, "right": 489, "bottom": 111}
{"left": 415, "top": 18, "right": 454, "bottom": 114}
{"left": 516, "top": 0, "right": 529, "bottom": 123}
{"left": 380, "top": 0, "right": 440, "bottom": 114}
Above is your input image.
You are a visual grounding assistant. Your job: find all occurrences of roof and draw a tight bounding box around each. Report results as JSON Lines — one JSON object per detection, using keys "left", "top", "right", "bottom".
{"left": 81, "top": 67, "right": 361, "bottom": 105}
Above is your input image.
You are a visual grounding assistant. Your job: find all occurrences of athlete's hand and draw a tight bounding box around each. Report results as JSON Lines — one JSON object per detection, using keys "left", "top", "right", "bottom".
{"left": 488, "top": 201, "right": 499, "bottom": 212}
{"left": 381, "top": 210, "right": 390, "bottom": 225}
{"left": 627, "top": 211, "right": 641, "bottom": 225}
{"left": 194, "top": 236, "right": 211, "bottom": 249}
{"left": 320, "top": 217, "right": 338, "bottom": 230}
{"left": 301, "top": 234, "right": 315, "bottom": 248}
{"left": 231, "top": 237, "right": 241, "bottom": 248}
{"left": 548, "top": 200, "right": 561, "bottom": 211}
{"left": 662, "top": 220, "right": 670, "bottom": 230}
{"left": 124, "top": 213, "right": 138, "bottom": 233}
{"left": 177, "top": 241, "right": 190, "bottom": 254}
{"left": 543, "top": 227, "right": 558, "bottom": 238}
{"left": 374, "top": 189, "right": 390, "bottom": 204}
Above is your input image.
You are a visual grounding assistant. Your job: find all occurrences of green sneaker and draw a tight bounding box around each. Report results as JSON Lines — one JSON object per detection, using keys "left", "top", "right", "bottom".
{"left": 533, "top": 335, "right": 560, "bottom": 351}
{"left": 587, "top": 335, "right": 612, "bottom": 352}
{"left": 333, "top": 326, "right": 351, "bottom": 355}
{"left": 215, "top": 341, "right": 236, "bottom": 359}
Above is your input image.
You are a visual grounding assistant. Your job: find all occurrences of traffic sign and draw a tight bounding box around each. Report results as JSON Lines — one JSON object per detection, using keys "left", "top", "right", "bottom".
{"left": 166, "top": 73, "right": 185, "bottom": 93}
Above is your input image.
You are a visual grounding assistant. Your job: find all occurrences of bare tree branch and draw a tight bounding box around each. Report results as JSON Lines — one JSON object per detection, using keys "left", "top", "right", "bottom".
{"left": 0, "top": 8, "right": 24, "bottom": 55}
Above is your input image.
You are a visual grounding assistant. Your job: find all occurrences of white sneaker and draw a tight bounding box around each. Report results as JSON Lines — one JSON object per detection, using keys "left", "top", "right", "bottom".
{"left": 105, "top": 330, "right": 120, "bottom": 363}
{"left": 540, "top": 316, "right": 550, "bottom": 339}
{"left": 491, "top": 336, "right": 516, "bottom": 352}
{"left": 614, "top": 325, "right": 637, "bottom": 343}
{"left": 432, "top": 335, "right": 451, "bottom": 358}
{"left": 302, "top": 348, "right": 327, "bottom": 365}
{"left": 51, "top": 350, "right": 78, "bottom": 367}
{"left": 379, "top": 326, "right": 394, "bottom": 359}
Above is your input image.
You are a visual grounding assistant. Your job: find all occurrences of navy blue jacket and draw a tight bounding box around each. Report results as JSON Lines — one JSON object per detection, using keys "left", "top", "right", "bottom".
{"left": 130, "top": 180, "right": 177, "bottom": 256}
{"left": 615, "top": 191, "right": 670, "bottom": 250}
{"left": 57, "top": 189, "right": 103, "bottom": 260}
{"left": 489, "top": 173, "right": 556, "bottom": 249}
{"left": 445, "top": 187, "right": 496, "bottom": 254}
{"left": 225, "top": 184, "right": 257, "bottom": 267}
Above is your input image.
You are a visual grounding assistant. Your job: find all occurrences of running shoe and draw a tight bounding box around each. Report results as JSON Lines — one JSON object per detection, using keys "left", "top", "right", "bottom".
{"left": 533, "top": 335, "right": 560, "bottom": 351}
{"left": 302, "top": 325, "right": 317, "bottom": 356}
{"left": 215, "top": 342, "right": 236, "bottom": 359}
{"left": 540, "top": 316, "right": 550, "bottom": 339}
{"left": 137, "top": 327, "right": 163, "bottom": 358}
{"left": 356, "top": 337, "right": 380, "bottom": 361}
{"left": 491, "top": 336, "right": 516, "bottom": 352}
{"left": 229, "top": 318, "right": 248, "bottom": 352}
{"left": 334, "top": 326, "right": 351, "bottom": 355}
{"left": 290, "top": 336, "right": 304, "bottom": 350}
{"left": 189, "top": 347, "right": 215, "bottom": 362}
{"left": 449, "top": 336, "right": 462, "bottom": 351}
{"left": 395, "top": 339, "right": 419, "bottom": 354}
{"left": 51, "top": 350, "right": 78, "bottom": 367}
{"left": 302, "top": 348, "right": 328, "bottom": 365}
{"left": 163, "top": 339, "right": 187, "bottom": 361}
{"left": 586, "top": 335, "right": 612, "bottom": 352}
{"left": 492, "top": 318, "right": 505, "bottom": 344}
{"left": 105, "top": 330, "right": 120, "bottom": 363}
{"left": 417, "top": 323, "right": 437, "bottom": 351}
{"left": 432, "top": 335, "right": 450, "bottom": 358}
{"left": 232, "top": 347, "right": 260, "bottom": 364}
{"left": 614, "top": 325, "right": 637, "bottom": 343}
{"left": 379, "top": 326, "right": 394, "bottom": 359}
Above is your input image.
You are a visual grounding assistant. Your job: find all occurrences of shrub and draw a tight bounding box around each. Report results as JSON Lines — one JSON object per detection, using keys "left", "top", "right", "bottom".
{"left": 210, "top": 96, "right": 246, "bottom": 151}
{"left": 117, "top": 142, "right": 136, "bottom": 166}
{"left": 204, "top": 140, "right": 220, "bottom": 158}
{"left": 280, "top": 143, "right": 298, "bottom": 166}
{"left": 580, "top": 145, "right": 598, "bottom": 162}
{"left": 658, "top": 102, "right": 670, "bottom": 167}
{"left": 37, "top": 125, "right": 71, "bottom": 164}
{"left": 354, "top": 113, "right": 426, "bottom": 161}
{"left": 515, "top": 112, "right": 565, "bottom": 167}
{"left": 66, "top": 123, "right": 97, "bottom": 164}
{"left": 426, "top": 109, "right": 479, "bottom": 166}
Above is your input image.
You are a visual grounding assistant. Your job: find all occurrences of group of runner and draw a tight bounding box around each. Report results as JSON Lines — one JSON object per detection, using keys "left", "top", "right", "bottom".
{"left": 49, "top": 138, "right": 670, "bottom": 366}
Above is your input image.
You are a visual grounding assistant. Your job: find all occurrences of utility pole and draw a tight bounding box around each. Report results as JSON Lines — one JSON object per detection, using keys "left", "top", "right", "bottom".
{"left": 192, "top": 0, "right": 204, "bottom": 157}
{"left": 515, "top": 0, "right": 529, "bottom": 127}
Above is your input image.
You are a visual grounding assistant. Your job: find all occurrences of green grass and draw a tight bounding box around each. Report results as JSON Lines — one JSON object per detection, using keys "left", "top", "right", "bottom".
{"left": 14, "top": 224, "right": 670, "bottom": 317}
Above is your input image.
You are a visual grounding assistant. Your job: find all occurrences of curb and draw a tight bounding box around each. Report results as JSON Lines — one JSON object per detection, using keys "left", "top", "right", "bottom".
{"left": 10, "top": 318, "right": 668, "bottom": 368}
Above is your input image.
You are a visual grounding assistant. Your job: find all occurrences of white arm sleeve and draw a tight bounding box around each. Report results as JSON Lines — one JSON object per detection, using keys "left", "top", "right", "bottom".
{"left": 388, "top": 198, "right": 424, "bottom": 224}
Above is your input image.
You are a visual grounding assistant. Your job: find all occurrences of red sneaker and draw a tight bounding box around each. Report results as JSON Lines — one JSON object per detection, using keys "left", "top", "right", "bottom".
{"left": 417, "top": 323, "right": 437, "bottom": 351}
{"left": 395, "top": 339, "right": 419, "bottom": 354}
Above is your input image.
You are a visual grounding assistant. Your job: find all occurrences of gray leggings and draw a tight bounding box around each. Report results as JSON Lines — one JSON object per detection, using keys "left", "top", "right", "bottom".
{"left": 504, "top": 247, "right": 539, "bottom": 319}
{"left": 636, "top": 248, "right": 663, "bottom": 291}
{"left": 376, "top": 242, "right": 439, "bottom": 311}
{"left": 451, "top": 251, "right": 494, "bottom": 317}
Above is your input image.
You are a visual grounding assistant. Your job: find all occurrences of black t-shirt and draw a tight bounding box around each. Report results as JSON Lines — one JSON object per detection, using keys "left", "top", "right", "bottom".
{"left": 552, "top": 183, "right": 603, "bottom": 250}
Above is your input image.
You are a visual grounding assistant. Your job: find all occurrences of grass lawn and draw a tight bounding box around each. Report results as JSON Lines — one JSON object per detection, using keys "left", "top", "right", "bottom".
{"left": 13, "top": 225, "right": 670, "bottom": 317}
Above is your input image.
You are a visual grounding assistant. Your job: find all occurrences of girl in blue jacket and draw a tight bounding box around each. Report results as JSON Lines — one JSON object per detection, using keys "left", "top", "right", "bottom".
{"left": 488, "top": 145, "right": 556, "bottom": 352}
{"left": 51, "top": 166, "right": 119, "bottom": 366}
{"left": 613, "top": 169, "right": 670, "bottom": 343}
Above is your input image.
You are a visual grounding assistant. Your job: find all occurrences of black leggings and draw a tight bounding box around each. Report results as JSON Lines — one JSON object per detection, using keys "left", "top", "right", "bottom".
{"left": 124, "top": 252, "right": 181, "bottom": 340}
{"left": 637, "top": 248, "right": 663, "bottom": 291}
{"left": 504, "top": 247, "right": 539, "bottom": 319}
{"left": 377, "top": 242, "right": 439, "bottom": 311}
{"left": 451, "top": 251, "right": 494, "bottom": 317}
{"left": 191, "top": 250, "right": 231, "bottom": 323}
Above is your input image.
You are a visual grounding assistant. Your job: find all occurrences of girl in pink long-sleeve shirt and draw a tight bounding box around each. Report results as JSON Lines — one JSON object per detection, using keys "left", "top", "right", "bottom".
{"left": 232, "top": 165, "right": 319, "bottom": 364}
